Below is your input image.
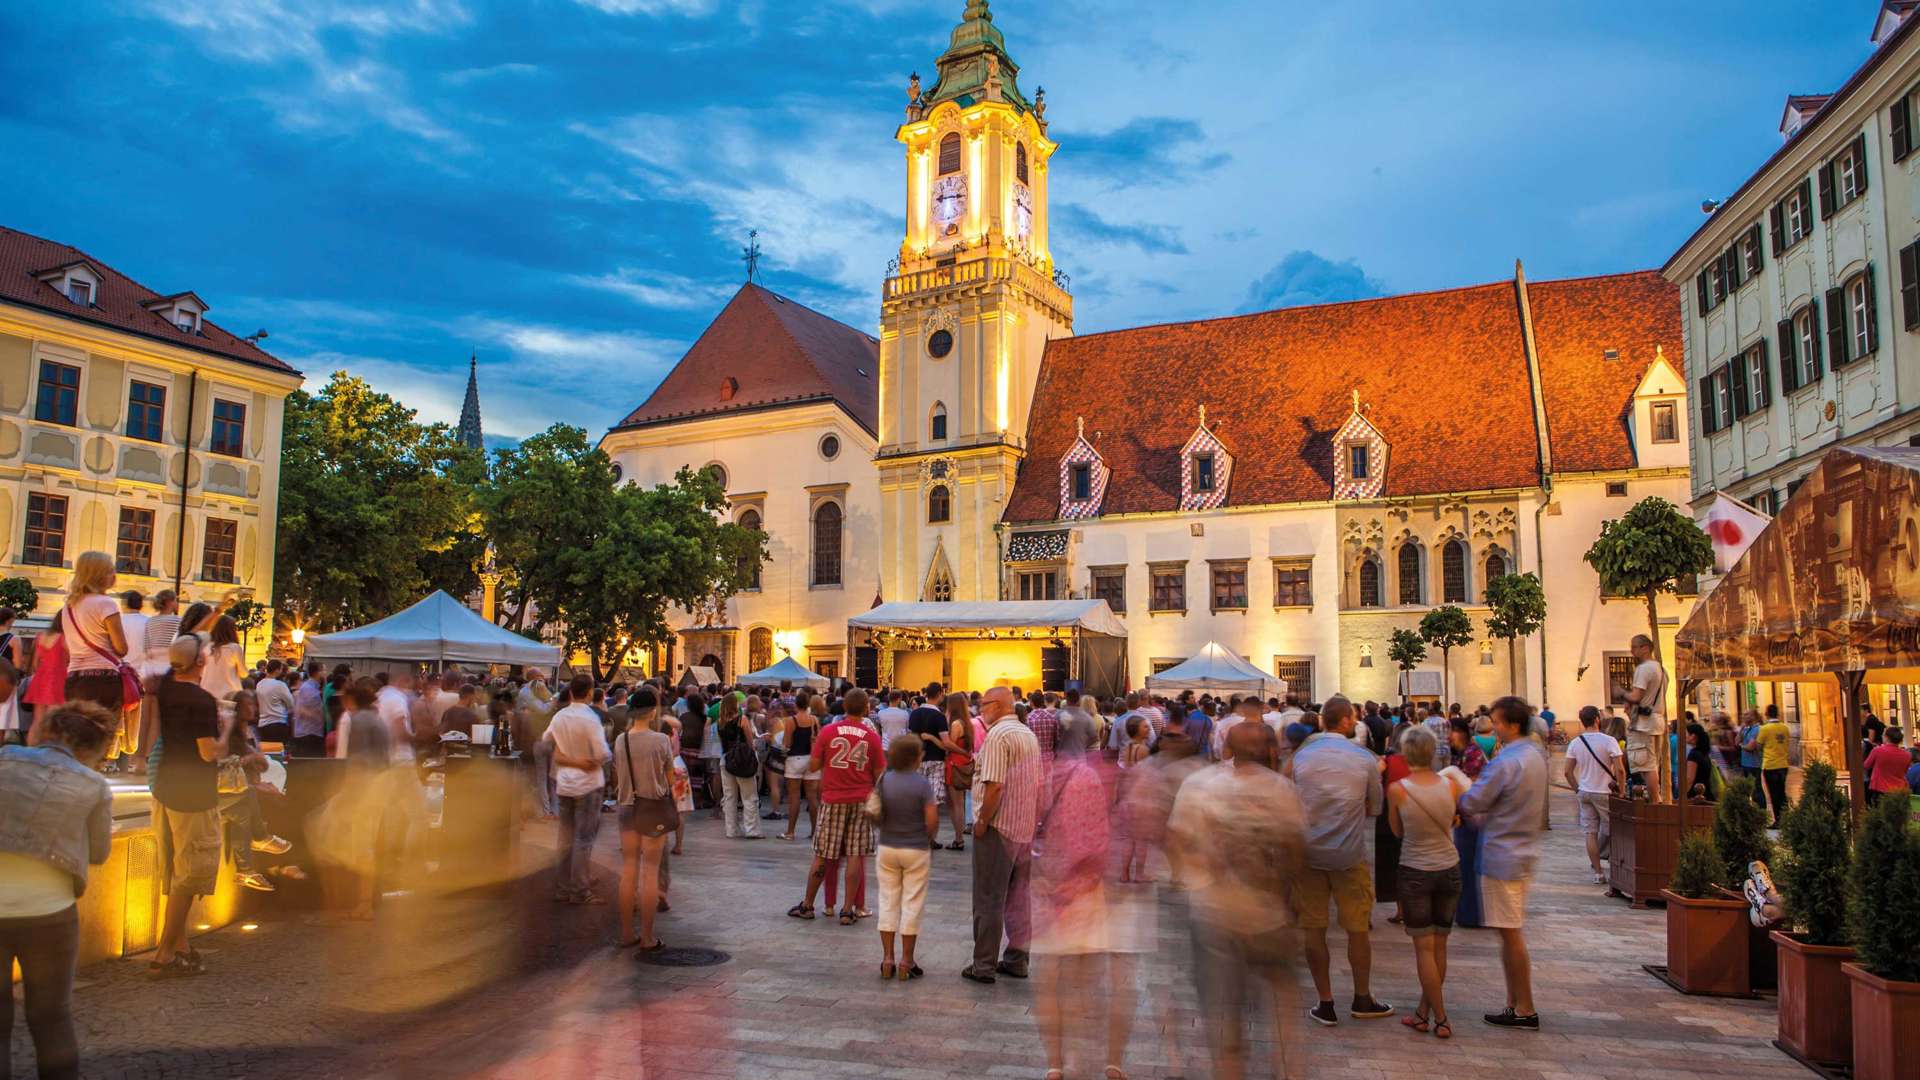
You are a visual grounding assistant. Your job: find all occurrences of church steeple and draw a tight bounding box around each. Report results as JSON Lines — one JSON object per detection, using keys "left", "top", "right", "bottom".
{"left": 456, "top": 354, "right": 484, "bottom": 450}
{"left": 916, "top": 0, "right": 1033, "bottom": 116}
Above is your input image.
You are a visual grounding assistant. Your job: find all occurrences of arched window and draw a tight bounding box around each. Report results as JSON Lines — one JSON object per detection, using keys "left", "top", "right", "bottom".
{"left": 1358, "top": 557, "right": 1382, "bottom": 608}
{"left": 1015, "top": 142, "right": 1029, "bottom": 184}
{"left": 748, "top": 627, "right": 772, "bottom": 674}
{"left": 927, "top": 485, "right": 951, "bottom": 524}
{"left": 811, "top": 502, "right": 842, "bottom": 586}
{"left": 1442, "top": 538, "right": 1468, "bottom": 604}
{"left": 703, "top": 462, "right": 727, "bottom": 491}
{"left": 927, "top": 560, "right": 954, "bottom": 602}
{"left": 1397, "top": 542, "right": 1424, "bottom": 606}
{"left": 930, "top": 401, "right": 948, "bottom": 441}
{"left": 1484, "top": 549, "right": 1508, "bottom": 587}
{"left": 938, "top": 132, "right": 962, "bottom": 175}
{"left": 737, "top": 509, "right": 763, "bottom": 590}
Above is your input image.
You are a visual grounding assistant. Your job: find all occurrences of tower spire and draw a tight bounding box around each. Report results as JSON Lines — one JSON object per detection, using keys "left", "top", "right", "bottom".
{"left": 457, "top": 353, "right": 484, "bottom": 451}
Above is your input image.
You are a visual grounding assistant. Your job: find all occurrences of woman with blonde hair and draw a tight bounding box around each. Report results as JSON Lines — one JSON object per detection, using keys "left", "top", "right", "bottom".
{"left": 60, "top": 552, "right": 131, "bottom": 719}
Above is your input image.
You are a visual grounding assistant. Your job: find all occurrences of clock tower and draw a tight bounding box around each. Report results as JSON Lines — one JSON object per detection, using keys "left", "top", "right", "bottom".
{"left": 878, "top": 0, "right": 1073, "bottom": 605}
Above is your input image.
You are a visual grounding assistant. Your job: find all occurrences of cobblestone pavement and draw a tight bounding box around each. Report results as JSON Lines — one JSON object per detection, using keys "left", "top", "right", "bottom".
{"left": 13, "top": 780, "right": 1811, "bottom": 1080}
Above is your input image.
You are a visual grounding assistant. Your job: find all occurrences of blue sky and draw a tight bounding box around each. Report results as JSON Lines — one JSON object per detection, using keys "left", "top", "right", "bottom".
{"left": 0, "top": 0, "right": 1882, "bottom": 442}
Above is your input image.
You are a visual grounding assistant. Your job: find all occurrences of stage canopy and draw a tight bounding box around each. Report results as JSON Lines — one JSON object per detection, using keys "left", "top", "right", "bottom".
{"left": 736, "top": 655, "right": 829, "bottom": 689}
{"left": 1145, "top": 640, "right": 1288, "bottom": 697}
{"left": 303, "top": 590, "right": 562, "bottom": 667}
{"left": 848, "top": 600, "right": 1128, "bottom": 638}
{"left": 1675, "top": 445, "right": 1920, "bottom": 685}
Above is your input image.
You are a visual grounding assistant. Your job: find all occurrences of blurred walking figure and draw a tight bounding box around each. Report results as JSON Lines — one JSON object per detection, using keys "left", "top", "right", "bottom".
{"left": 1459, "top": 696, "right": 1549, "bottom": 1030}
{"left": 1168, "top": 721, "right": 1307, "bottom": 1080}
{"left": 1030, "top": 711, "right": 1113, "bottom": 1078}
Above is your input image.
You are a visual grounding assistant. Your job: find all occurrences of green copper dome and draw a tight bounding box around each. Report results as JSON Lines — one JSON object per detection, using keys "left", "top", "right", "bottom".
{"left": 920, "top": 0, "right": 1033, "bottom": 114}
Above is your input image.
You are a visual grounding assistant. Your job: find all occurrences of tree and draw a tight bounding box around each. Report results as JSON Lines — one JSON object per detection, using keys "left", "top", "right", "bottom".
{"left": 1778, "top": 762, "right": 1850, "bottom": 946}
{"left": 1418, "top": 604, "right": 1474, "bottom": 706}
{"left": 275, "top": 373, "right": 477, "bottom": 631}
{"left": 1483, "top": 571, "right": 1547, "bottom": 695}
{"left": 1387, "top": 628, "right": 1426, "bottom": 706}
{"left": 1583, "top": 495, "right": 1712, "bottom": 662}
{"left": 0, "top": 577, "right": 37, "bottom": 614}
{"left": 226, "top": 597, "right": 269, "bottom": 659}
{"left": 476, "top": 425, "right": 621, "bottom": 635}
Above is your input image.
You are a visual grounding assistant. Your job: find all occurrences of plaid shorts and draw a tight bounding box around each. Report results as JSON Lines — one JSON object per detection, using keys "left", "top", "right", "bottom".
{"left": 812, "top": 800, "right": 875, "bottom": 859}
{"left": 919, "top": 760, "right": 947, "bottom": 805}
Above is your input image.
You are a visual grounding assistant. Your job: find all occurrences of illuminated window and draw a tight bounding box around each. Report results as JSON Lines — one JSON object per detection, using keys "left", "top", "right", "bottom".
{"left": 23, "top": 493, "right": 67, "bottom": 567}
{"left": 928, "top": 485, "right": 951, "bottom": 524}
{"left": 210, "top": 399, "right": 246, "bottom": 456}
{"left": 202, "top": 518, "right": 237, "bottom": 583}
{"left": 1397, "top": 543, "right": 1424, "bottom": 606}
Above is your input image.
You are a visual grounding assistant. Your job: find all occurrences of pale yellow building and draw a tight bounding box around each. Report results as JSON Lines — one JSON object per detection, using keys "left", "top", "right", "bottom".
{"left": 0, "top": 225, "right": 301, "bottom": 635}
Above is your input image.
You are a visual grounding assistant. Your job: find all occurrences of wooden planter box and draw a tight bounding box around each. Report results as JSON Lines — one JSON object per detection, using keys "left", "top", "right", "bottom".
{"left": 1844, "top": 962, "right": 1920, "bottom": 1080}
{"left": 1609, "top": 797, "right": 1690, "bottom": 905}
{"left": 1772, "top": 931, "right": 1854, "bottom": 1067}
{"left": 1662, "top": 889, "right": 1750, "bottom": 996}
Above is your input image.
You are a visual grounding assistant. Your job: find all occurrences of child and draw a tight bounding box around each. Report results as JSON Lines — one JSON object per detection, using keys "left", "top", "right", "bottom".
{"left": 1116, "top": 714, "right": 1151, "bottom": 882}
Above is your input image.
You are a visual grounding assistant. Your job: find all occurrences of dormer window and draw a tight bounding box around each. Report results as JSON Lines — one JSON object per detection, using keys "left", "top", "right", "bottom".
{"left": 67, "top": 280, "right": 92, "bottom": 306}
{"left": 1178, "top": 408, "right": 1233, "bottom": 511}
{"left": 140, "top": 292, "right": 208, "bottom": 336}
{"left": 176, "top": 315, "right": 197, "bottom": 333}
{"left": 1071, "top": 463, "right": 1091, "bottom": 501}
{"left": 1058, "top": 418, "right": 1108, "bottom": 520}
{"left": 1349, "top": 444, "right": 1369, "bottom": 480}
{"left": 1331, "top": 394, "right": 1388, "bottom": 500}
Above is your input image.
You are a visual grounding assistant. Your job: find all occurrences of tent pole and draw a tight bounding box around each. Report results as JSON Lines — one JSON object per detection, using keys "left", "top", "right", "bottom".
{"left": 1841, "top": 670, "right": 1868, "bottom": 818}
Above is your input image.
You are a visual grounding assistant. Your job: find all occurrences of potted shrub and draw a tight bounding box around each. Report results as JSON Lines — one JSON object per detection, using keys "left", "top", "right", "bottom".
{"left": 1842, "top": 793, "right": 1920, "bottom": 1080}
{"left": 1771, "top": 762, "right": 1854, "bottom": 1067}
{"left": 1712, "top": 778, "right": 1776, "bottom": 991}
{"left": 1662, "top": 831, "right": 1750, "bottom": 995}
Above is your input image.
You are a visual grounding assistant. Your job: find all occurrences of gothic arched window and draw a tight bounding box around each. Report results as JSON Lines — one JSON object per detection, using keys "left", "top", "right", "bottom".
{"left": 938, "top": 132, "right": 962, "bottom": 175}
{"left": 1016, "top": 142, "right": 1029, "bottom": 184}
{"left": 737, "top": 508, "right": 763, "bottom": 590}
{"left": 928, "top": 485, "right": 951, "bottom": 524}
{"left": 1358, "top": 557, "right": 1382, "bottom": 608}
{"left": 930, "top": 401, "right": 948, "bottom": 441}
{"left": 811, "top": 502, "right": 842, "bottom": 586}
{"left": 1397, "top": 542, "right": 1425, "bottom": 606}
{"left": 1484, "top": 549, "right": 1509, "bottom": 587}
{"left": 1442, "top": 538, "right": 1468, "bottom": 604}
{"left": 748, "top": 627, "right": 772, "bottom": 674}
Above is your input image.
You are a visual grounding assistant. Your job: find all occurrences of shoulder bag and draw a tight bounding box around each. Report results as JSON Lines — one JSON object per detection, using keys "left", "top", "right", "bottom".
{"left": 863, "top": 771, "right": 887, "bottom": 824}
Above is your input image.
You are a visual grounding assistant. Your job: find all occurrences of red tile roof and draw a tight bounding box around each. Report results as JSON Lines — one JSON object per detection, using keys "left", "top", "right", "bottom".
{"left": 1003, "top": 269, "right": 1680, "bottom": 524}
{"left": 612, "top": 283, "right": 879, "bottom": 435}
{"left": 0, "top": 225, "right": 295, "bottom": 375}
{"left": 1529, "top": 271, "right": 1683, "bottom": 474}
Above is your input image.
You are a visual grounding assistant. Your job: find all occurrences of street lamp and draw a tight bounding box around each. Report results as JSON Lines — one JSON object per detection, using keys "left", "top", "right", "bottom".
{"left": 289, "top": 627, "right": 305, "bottom": 646}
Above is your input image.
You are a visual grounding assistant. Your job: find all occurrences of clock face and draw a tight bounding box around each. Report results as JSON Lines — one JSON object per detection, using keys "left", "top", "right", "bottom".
{"left": 932, "top": 175, "right": 967, "bottom": 235}
{"left": 1012, "top": 184, "right": 1033, "bottom": 241}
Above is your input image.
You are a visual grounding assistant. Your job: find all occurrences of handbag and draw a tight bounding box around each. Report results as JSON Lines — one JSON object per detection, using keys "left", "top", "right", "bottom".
{"left": 863, "top": 772, "right": 886, "bottom": 824}
{"left": 216, "top": 755, "right": 249, "bottom": 794}
{"left": 722, "top": 723, "right": 759, "bottom": 778}
{"left": 62, "top": 606, "right": 142, "bottom": 706}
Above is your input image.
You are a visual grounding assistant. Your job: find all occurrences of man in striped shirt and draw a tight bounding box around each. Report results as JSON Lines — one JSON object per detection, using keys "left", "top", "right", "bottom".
{"left": 962, "top": 686, "right": 1041, "bottom": 984}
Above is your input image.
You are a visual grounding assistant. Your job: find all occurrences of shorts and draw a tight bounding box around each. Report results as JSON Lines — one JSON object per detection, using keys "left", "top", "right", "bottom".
{"left": 1576, "top": 791, "right": 1610, "bottom": 834}
{"left": 156, "top": 804, "right": 221, "bottom": 896}
{"left": 1625, "top": 733, "right": 1657, "bottom": 772}
{"left": 783, "top": 754, "right": 812, "bottom": 780}
{"left": 918, "top": 760, "right": 947, "bottom": 804}
{"left": 1481, "top": 875, "right": 1532, "bottom": 929}
{"left": 812, "top": 800, "right": 875, "bottom": 859}
{"left": 619, "top": 796, "right": 680, "bottom": 839}
{"left": 1292, "top": 861, "right": 1373, "bottom": 933}
{"left": 1397, "top": 864, "right": 1462, "bottom": 937}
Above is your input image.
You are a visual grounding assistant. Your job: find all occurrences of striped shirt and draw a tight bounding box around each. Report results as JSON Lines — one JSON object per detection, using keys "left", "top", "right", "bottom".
{"left": 972, "top": 716, "right": 1042, "bottom": 845}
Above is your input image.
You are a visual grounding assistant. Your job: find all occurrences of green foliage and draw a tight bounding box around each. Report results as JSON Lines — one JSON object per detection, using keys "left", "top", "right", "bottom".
{"left": 478, "top": 425, "right": 619, "bottom": 635}
{"left": 1847, "top": 787, "right": 1920, "bottom": 982}
{"left": 1584, "top": 496, "right": 1714, "bottom": 653}
{"left": 1484, "top": 572, "right": 1546, "bottom": 694}
{"left": 1387, "top": 627, "right": 1426, "bottom": 670}
{"left": 0, "top": 576, "right": 38, "bottom": 614}
{"left": 275, "top": 373, "right": 479, "bottom": 631}
{"left": 1419, "top": 604, "right": 1474, "bottom": 702}
{"left": 1670, "top": 831, "right": 1722, "bottom": 900}
{"left": 1711, "top": 777, "right": 1773, "bottom": 890}
{"left": 1779, "top": 762, "right": 1851, "bottom": 946}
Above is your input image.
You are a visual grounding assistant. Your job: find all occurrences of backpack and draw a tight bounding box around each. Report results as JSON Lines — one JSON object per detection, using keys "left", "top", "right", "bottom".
{"left": 722, "top": 722, "right": 759, "bottom": 778}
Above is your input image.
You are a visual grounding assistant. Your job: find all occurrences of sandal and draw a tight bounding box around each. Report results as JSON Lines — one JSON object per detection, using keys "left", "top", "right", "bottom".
{"left": 1105, "top": 1068, "right": 1131, "bottom": 1080}
{"left": 1045, "top": 1071, "right": 1065, "bottom": 1080}
{"left": 617, "top": 936, "right": 644, "bottom": 949}
{"left": 1433, "top": 1015, "right": 1452, "bottom": 1039}
{"left": 787, "top": 903, "right": 815, "bottom": 920}
{"left": 852, "top": 908, "right": 873, "bottom": 920}
{"left": 1402, "top": 1008, "right": 1431, "bottom": 1033}
{"left": 901, "top": 963, "right": 923, "bottom": 981}
{"left": 838, "top": 909, "right": 855, "bottom": 926}
{"left": 880, "top": 961, "right": 895, "bottom": 979}
{"left": 947, "top": 840, "right": 965, "bottom": 851}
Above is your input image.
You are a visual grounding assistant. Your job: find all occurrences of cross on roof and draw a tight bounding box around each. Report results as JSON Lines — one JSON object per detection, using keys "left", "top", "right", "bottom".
{"left": 741, "top": 230, "right": 762, "bottom": 283}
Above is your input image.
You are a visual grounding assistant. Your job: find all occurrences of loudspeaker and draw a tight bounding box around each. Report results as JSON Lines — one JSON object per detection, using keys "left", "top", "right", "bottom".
{"left": 853, "top": 646, "right": 879, "bottom": 689}
{"left": 1040, "top": 647, "right": 1070, "bottom": 692}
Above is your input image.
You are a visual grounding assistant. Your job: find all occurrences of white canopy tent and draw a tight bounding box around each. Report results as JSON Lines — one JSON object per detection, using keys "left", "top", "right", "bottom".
{"left": 735, "top": 655, "right": 829, "bottom": 690}
{"left": 1145, "top": 641, "right": 1287, "bottom": 698}
{"left": 302, "top": 590, "right": 562, "bottom": 668}
{"left": 848, "top": 600, "right": 1129, "bottom": 639}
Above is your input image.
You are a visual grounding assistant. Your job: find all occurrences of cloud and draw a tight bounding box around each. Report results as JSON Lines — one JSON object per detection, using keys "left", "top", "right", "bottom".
{"left": 1052, "top": 116, "right": 1231, "bottom": 187}
{"left": 1237, "top": 251, "right": 1385, "bottom": 314}
{"left": 442, "top": 62, "right": 540, "bottom": 85}
{"left": 573, "top": 0, "right": 717, "bottom": 15}
{"left": 570, "top": 269, "right": 741, "bottom": 311}
{"left": 1053, "top": 202, "right": 1188, "bottom": 255}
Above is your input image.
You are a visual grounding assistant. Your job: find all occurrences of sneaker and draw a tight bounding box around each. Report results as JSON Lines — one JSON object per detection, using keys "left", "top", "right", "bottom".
{"left": 1350, "top": 996, "right": 1394, "bottom": 1019}
{"left": 1483, "top": 1008, "right": 1540, "bottom": 1030}
{"left": 251, "top": 835, "right": 292, "bottom": 855}
{"left": 236, "top": 871, "right": 277, "bottom": 892}
{"left": 1309, "top": 1001, "right": 1339, "bottom": 1026}
{"left": 1592, "top": 871, "right": 1607, "bottom": 884}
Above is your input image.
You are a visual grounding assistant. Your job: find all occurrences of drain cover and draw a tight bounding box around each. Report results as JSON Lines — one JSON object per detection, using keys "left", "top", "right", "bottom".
{"left": 636, "top": 946, "right": 730, "bottom": 967}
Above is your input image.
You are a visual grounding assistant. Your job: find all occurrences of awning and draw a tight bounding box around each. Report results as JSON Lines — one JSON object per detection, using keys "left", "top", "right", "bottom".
{"left": 1675, "top": 444, "right": 1920, "bottom": 682}
{"left": 303, "top": 590, "right": 562, "bottom": 667}
{"left": 1145, "top": 641, "right": 1286, "bottom": 697}
{"left": 736, "top": 655, "right": 829, "bottom": 689}
{"left": 849, "top": 600, "right": 1127, "bottom": 638}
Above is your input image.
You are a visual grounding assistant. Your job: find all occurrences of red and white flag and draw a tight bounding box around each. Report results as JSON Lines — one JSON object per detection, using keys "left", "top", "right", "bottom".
{"left": 1704, "top": 493, "right": 1771, "bottom": 573}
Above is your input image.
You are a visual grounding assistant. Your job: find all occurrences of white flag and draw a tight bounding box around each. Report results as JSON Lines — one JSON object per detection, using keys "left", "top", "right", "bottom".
{"left": 1704, "top": 493, "right": 1770, "bottom": 573}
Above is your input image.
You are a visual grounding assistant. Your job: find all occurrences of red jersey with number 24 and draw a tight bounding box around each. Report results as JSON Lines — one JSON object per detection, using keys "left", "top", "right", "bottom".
{"left": 816, "top": 720, "right": 883, "bottom": 804}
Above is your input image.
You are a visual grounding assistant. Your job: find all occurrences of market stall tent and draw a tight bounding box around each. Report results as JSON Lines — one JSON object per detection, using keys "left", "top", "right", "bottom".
{"left": 1145, "top": 640, "right": 1288, "bottom": 698}
{"left": 736, "top": 655, "right": 829, "bottom": 689}
{"left": 302, "top": 590, "right": 562, "bottom": 668}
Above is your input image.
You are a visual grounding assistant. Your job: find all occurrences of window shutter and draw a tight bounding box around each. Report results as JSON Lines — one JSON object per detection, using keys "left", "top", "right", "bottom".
{"left": 1770, "top": 203, "right": 1786, "bottom": 255}
{"left": 1754, "top": 341, "right": 1771, "bottom": 408}
{"left": 1727, "top": 357, "right": 1748, "bottom": 419}
{"left": 1808, "top": 296, "right": 1825, "bottom": 379}
{"left": 1895, "top": 98, "right": 1914, "bottom": 162}
{"left": 1905, "top": 240, "right": 1920, "bottom": 331}
{"left": 1698, "top": 375, "right": 1716, "bottom": 434}
{"left": 1855, "top": 132, "right": 1870, "bottom": 193}
{"left": 1865, "top": 262, "right": 1880, "bottom": 354}
{"left": 1746, "top": 224, "right": 1764, "bottom": 274}
{"left": 1729, "top": 246, "right": 1745, "bottom": 288}
{"left": 1827, "top": 286, "right": 1848, "bottom": 366}
{"left": 1696, "top": 270, "right": 1711, "bottom": 312}
{"left": 1818, "top": 161, "right": 1836, "bottom": 219}
{"left": 1778, "top": 318, "right": 1798, "bottom": 393}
